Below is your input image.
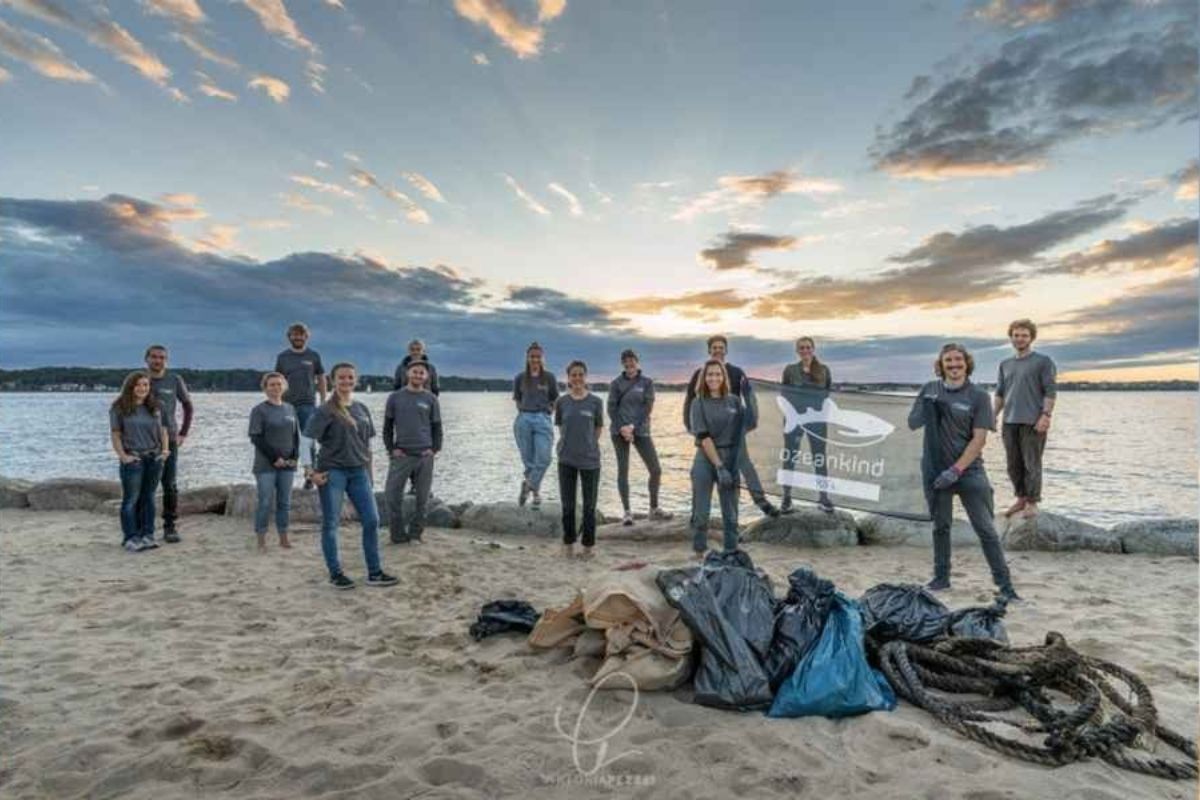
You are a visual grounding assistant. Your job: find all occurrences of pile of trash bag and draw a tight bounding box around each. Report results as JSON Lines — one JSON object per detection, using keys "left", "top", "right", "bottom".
{"left": 859, "top": 583, "right": 1008, "bottom": 644}
{"left": 469, "top": 600, "right": 540, "bottom": 641}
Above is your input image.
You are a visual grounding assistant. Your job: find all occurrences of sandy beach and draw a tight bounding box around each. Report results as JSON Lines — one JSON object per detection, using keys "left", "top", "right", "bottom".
{"left": 1, "top": 509, "right": 1196, "bottom": 799}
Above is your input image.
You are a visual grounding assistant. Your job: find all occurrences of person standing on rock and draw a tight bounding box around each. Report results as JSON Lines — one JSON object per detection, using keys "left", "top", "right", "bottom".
{"left": 274, "top": 322, "right": 327, "bottom": 491}
{"left": 145, "top": 344, "right": 193, "bottom": 544}
{"left": 908, "top": 343, "right": 1019, "bottom": 603}
{"left": 607, "top": 349, "right": 668, "bottom": 526}
{"left": 683, "top": 335, "right": 779, "bottom": 518}
{"left": 248, "top": 372, "right": 299, "bottom": 552}
{"left": 303, "top": 363, "right": 398, "bottom": 590}
{"left": 110, "top": 371, "right": 169, "bottom": 552}
{"left": 780, "top": 336, "right": 834, "bottom": 514}
{"left": 556, "top": 360, "right": 604, "bottom": 559}
{"left": 384, "top": 361, "right": 443, "bottom": 544}
{"left": 392, "top": 339, "right": 441, "bottom": 395}
{"left": 994, "top": 319, "right": 1057, "bottom": 520}
{"left": 689, "top": 360, "right": 747, "bottom": 558}
{"left": 512, "top": 342, "right": 558, "bottom": 509}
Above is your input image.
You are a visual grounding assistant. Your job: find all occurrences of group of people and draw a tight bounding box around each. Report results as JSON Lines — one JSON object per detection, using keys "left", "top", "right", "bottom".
{"left": 108, "top": 318, "right": 1057, "bottom": 601}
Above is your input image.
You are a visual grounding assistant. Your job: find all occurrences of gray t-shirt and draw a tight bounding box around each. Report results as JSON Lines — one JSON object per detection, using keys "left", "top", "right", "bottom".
{"left": 274, "top": 348, "right": 325, "bottom": 408}
{"left": 150, "top": 372, "right": 190, "bottom": 442}
{"left": 248, "top": 401, "right": 300, "bottom": 474}
{"left": 554, "top": 393, "right": 604, "bottom": 470}
{"left": 304, "top": 401, "right": 375, "bottom": 471}
{"left": 996, "top": 352, "right": 1057, "bottom": 425}
{"left": 912, "top": 380, "right": 993, "bottom": 474}
{"left": 607, "top": 372, "right": 655, "bottom": 437}
{"left": 512, "top": 371, "right": 559, "bottom": 414}
{"left": 384, "top": 389, "right": 441, "bottom": 452}
{"left": 689, "top": 395, "right": 744, "bottom": 449}
{"left": 110, "top": 404, "right": 163, "bottom": 453}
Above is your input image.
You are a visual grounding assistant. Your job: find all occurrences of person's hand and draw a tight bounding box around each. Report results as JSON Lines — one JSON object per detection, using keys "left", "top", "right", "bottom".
{"left": 421, "top": 449, "right": 434, "bottom": 457}
{"left": 932, "top": 465, "right": 962, "bottom": 490}
{"left": 716, "top": 466, "right": 735, "bottom": 491}
{"left": 273, "top": 456, "right": 287, "bottom": 468}
{"left": 392, "top": 448, "right": 406, "bottom": 459}
{"left": 285, "top": 459, "right": 297, "bottom": 468}
{"left": 310, "top": 471, "right": 329, "bottom": 487}
{"left": 119, "top": 453, "right": 137, "bottom": 465}
{"left": 176, "top": 434, "right": 187, "bottom": 447}
{"left": 1034, "top": 414, "right": 1051, "bottom": 435}
{"left": 158, "top": 449, "right": 170, "bottom": 461}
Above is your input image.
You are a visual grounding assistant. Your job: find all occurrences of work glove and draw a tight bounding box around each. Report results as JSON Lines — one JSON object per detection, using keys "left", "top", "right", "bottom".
{"left": 932, "top": 465, "right": 962, "bottom": 490}
{"left": 716, "top": 466, "right": 735, "bottom": 491}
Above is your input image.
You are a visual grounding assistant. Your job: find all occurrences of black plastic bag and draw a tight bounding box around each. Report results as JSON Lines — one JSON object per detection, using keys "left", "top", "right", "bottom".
{"left": 946, "top": 601, "right": 1008, "bottom": 643}
{"left": 859, "top": 584, "right": 950, "bottom": 643}
{"left": 657, "top": 550, "right": 775, "bottom": 711}
{"left": 469, "top": 599, "right": 540, "bottom": 641}
{"left": 764, "top": 567, "right": 836, "bottom": 691}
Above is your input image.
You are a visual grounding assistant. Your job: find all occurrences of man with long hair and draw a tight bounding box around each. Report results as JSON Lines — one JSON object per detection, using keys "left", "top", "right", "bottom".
{"left": 994, "top": 319, "right": 1057, "bottom": 519}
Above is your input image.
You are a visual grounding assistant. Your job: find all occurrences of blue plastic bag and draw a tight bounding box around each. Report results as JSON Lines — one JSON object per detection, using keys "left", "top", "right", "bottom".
{"left": 767, "top": 593, "right": 896, "bottom": 718}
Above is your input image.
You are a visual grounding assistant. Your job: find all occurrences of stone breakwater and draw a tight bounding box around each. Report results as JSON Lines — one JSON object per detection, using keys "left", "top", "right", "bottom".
{"left": 1, "top": 476, "right": 1195, "bottom": 559}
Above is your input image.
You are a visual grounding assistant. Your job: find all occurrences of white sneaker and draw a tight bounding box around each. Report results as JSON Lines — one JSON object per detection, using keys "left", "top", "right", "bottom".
{"left": 140, "top": 536, "right": 159, "bottom": 550}
{"left": 622, "top": 511, "right": 634, "bottom": 526}
{"left": 124, "top": 539, "right": 141, "bottom": 553}
{"left": 649, "top": 507, "right": 673, "bottom": 521}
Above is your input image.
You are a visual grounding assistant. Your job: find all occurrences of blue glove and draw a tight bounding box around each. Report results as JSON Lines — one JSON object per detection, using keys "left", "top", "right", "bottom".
{"left": 716, "top": 466, "right": 735, "bottom": 490}
{"left": 932, "top": 466, "right": 962, "bottom": 490}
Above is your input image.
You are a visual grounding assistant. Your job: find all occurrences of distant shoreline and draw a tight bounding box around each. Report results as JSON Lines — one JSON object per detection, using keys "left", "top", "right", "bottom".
{"left": 1, "top": 367, "right": 1195, "bottom": 393}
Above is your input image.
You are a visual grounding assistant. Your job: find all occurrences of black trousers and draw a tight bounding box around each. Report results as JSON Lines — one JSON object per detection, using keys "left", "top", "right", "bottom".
{"left": 1002, "top": 423, "right": 1046, "bottom": 503}
{"left": 161, "top": 440, "right": 180, "bottom": 529}
{"left": 558, "top": 463, "right": 600, "bottom": 546}
{"left": 612, "top": 435, "right": 662, "bottom": 511}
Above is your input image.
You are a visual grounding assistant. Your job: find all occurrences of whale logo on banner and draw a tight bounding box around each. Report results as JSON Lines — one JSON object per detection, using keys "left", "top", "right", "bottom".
{"left": 776, "top": 396, "right": 895, "bottom": 448}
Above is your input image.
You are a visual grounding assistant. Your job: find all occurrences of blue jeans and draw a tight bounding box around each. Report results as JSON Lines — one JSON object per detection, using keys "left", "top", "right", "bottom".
{"left": 690, "top": 450, "right": 739, "bottom": 553}
{"left": 254, "top": 469, "right": 295, "bottom": 534}
{"left": 295, "top": 404, "right": 316, "bottom": 468}
{"left": 318, "top": 467, "right": 382, "bottom": 578}
{"left": 513, "top": 411, "right": 554, "bottom": 492}
{"left": 119, "top": 453, "right": 163, "bottom": 542}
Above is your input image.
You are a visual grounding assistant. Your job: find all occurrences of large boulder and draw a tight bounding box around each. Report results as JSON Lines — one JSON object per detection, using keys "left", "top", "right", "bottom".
{"left": 0, "top": 477, "right": 33, "bottom": 509}
{"left": 1113, "top": 518, "right": 1198, "bottom": 559}
{"left": 224, "top": 484, "right": 347, "bottom": 524}
{"left": 741, "top": 509, "right": 857, "bottom": 547}
{"left": 459, "top": 502, "right": 563, "bottom": 537}
{"left": 177, "top": 485, "right": 230, "bottom": 515}
{"left": 1002, "top": 511, "right": 1121, "bottom": 553}
{"left": 26, "top": 478, "right": 121, "bottom": 512}
{"left": 593, "top": 515, "right": 724, "bottom": 544}
{"left": 856, "top": 513, "right": 980, "bottom": 547}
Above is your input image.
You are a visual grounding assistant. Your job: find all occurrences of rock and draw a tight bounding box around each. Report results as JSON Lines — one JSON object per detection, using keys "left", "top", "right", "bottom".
{"left": 741, "top": 509, "right": 857, "bottom": 547}
{"left": 459, "top": 502, "right": 563, "bottom": 537}
{"left": 177, "top": 485, "right": 230, "bottom": 515}
{"left": 424, "top": 505, "right": 460, "bottom": 529}
{"left": 593, "top": 515, "right": 725, "bottom": 544}
{"left": 1002, "top": 511, "right": 1121, "bottom": 553}
{"left": 1113, "top": 518, "right": 1198, "bottom": 559}
{"left": 448, "top": 501, "right": 472, "bottom": 515}
{"left": 0, "top": 477, "right": 33, "bottom": 509}
{"left": 26, "top": 478, "right": 121, "bottom": 512}
{"left": 98, "top": 498, "right": 121, "bottom": 517}
{"left": 856, "top": 513, "right": 980, "bottom": 548}
{"left": 224, "top": 484, "right": 350, "bottom": 524}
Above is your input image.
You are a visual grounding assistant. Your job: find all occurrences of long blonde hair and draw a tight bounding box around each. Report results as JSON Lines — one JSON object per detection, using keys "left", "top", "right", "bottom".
{"left": 697, "top": 359, "right": 730, "bottom": 399}
{"left": 324, "top": 362, "right": 358, "bottom": 427}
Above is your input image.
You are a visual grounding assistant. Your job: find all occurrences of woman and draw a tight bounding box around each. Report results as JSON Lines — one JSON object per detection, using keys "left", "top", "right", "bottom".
{"left": 907, "top": 343, "right": 1019, "bottom": 603}
{"left": 780, "top": 336, "right": 833, "bottom": 513}
{"left": 688, "top": 360, "right": 748, "bottom": 558}
{"left": 607, "top": 349, "right": 668, "bottom": 526}
{"left": 303, "top": 362, "right": 398, "bottom": 590}
{"left": 109, "top": 371, "right": 168, "bottom": 552}
{"left": 248, "top": 372, "right": 299, "bottom": 551}
{"left": 555, "top": 360, "right": 604, "bottom": 559}
{"left": 512, "top": 342, "right": 559, "bottom": 508}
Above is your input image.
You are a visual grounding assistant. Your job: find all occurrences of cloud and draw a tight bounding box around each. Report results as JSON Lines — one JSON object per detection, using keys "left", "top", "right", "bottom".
{"left": 537, "top": 0, "right": 567, "bottom": 22}
{"left": 248, "top": 74, "right": 290, "bottom": 102}
{"left": 620, "top": 289, "right": 754, "bottom": 321}
{"left": 194, "top": 223, "right": 240, "bottom": 253}
{"left": 818, "top": 199, "right": 890, "bottom": 220}
{"left": 171, "top": 31, "right": 240, "bottom": 71}
{"left": 343, "top": 152, "right": 361, "bottom": 163}
{"left": 314, "top": 159, "right": 330, "bottom": 169}
{"left": 1050, "top": 217, "right": 1197, "bottom": 275}
{"left": 971, "top": 0, "right": 1125, "bottom": 29}
{"left": 588, "top": 181, "right": 612, "bottom": 205}
{"left": 0, "top": 64, "right": 10, "bottom": 82}
{"left": 503, "top": 286, "right": 618, "bottom": 327}
{"left": 546, "top": 182, "right": 582, "bottom": 217}
{"left": 159, "top": 192, "right": 200, "bottom": 207}
{"left": 1172, "top": 160, "right": 1199, "bottom": 200}
{"left": 699, "top": 231, "right": 798, "bottom": 270}
{"left": 402, "top": 172, "right": 447, "bottom": 203}
{"left": 280, "top": 192, "right": 331, "bottom": 215}
{"left": 4, "top": 0, "right": 176, "bottom": 90}
{"left": 873, "top": 4, "right": 1198, "bottom": 178}
{"left": 673, "top": 169, "right": 841, "bottom": 221}
{"left": 238, "top": 0, "right": 315, "bottom": 51}
{"left": 350, "top": 168, "right": 431, "bottom": 224}
{"left": 141, "top": 0, "right": 205, "bottom": 25}
{"left": 289, "top": 174, "right": 356, "bottom": 198}
{"left": 195, "top": 70, "right": 236, "bottom": 100}
{"left": 0, "top": 19, "right": 96, "bottom": 83}
{"left": 472, "top": 51, "right": 490, "bottom": 66}
{"left": 247, "top": 218, "right": 293, "bottom": 230}
{"left": 452, "top": 0, "right": 546, "bottom": 59}
{"left": 502, "top": 173, "right": 550, "bottom": 216}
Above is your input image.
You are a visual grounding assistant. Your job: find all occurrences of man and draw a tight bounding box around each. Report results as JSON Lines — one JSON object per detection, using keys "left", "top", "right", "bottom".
{"left": 994, "top": 319, "right": 1057, "bottom": 519}
{"left": 383, "top": 361, "right": 443, "bottom": 543}
{"left": 908, "top": 343, "right": 1019, "bottom": 603}
{"left": 274, "top": 323, "right": 327, "bottom": 490}
{"left": 393, "top": 339, "right": 441, "bottom": 394}
{"left": 682, "top": 335, "right": 779, "bottom": 517}
{"left": 145, "top": 344, "right": 193, "bottom": 543}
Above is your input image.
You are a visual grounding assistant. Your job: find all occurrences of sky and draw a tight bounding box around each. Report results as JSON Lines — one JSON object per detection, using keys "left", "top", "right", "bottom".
{"left": 0, "top": 0, "right": 1196, "bottom": 382}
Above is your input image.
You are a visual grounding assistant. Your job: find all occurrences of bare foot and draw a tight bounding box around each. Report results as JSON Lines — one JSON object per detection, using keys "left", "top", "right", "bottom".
{"left": 1002, "top": 498, "right": 1027, "bottom": 517}
{"left": 578, "top": 546, "right": 594, "bottom": 560}
{"left": 562, "top": 544, "right": 575, "bottom": 558}
{"left": 256, "top": 534, "right": 267, "bottom": 553}
{"left": 692, "top": 550, "right": 706, "bottom": 562}
{"left": 278, "top": 534, "right": 292, "bottom": 549}
{"left": 1021, "top": 502, "right": 1039, "bottom": 518}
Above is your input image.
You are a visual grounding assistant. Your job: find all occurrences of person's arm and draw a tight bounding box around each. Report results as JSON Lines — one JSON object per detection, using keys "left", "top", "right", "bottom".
{"left": 554, "top": 402, "right": 563, "bottom": 427}
{"left": 700, "top": 436, "right": 722, "bottom": 468}
{"left": 393, "top": 363, "right": 405, "bottom": 391}
{"left": 907, "top": 389, "right": 930, "bottom": 431}
{"left": 594, "top": 398, "right": 603, "bottom": 442}
{"left": 383, "top": 398, "right": 397, "bottom": 454}
{"left": 429, "top": 363, "right": 440, "bottom": 396}
{"left": 250, "top": 433, "right": 280, "bottom": 464}
{"left": 548, "top": 374, "right": 559, "bottom": 408}
{"left": 177, "top": 376, "right": 194, "bottom": 441}
{"left": 606, "top": 380, "right": 619, "bottom": 427}
{"left": 110, "top": 430, "right": 134, "bottom": 462}
{"left": 992, "top": 364, "right": 1006, "bottom": 424}
{"left": 953, "top": 429, "right": 988, "bottom": 473}
{"left": 1035, "top": 357, "right": 1057, "bottom": 434}
{"left": 742, "top": 377, "right": 758, "bottom": 432}
{"left": 512, "top": 375, "right": 522, "bottom": 408}
{"left": 431, "top": 421, "right": 443, "bottom": 453}
{"left": 160, "top": 416, "right": 170, "bottom": 458}
{"left": 683, "top": 370, "right": 699, "bottom": 432}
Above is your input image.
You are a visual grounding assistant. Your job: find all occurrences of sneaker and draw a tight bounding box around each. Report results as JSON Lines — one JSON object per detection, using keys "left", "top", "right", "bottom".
{"left": 518, "top": 480, "right": 530, "bottom": 507}
{"left": 818, "top": 497, "right": 835, "bottom": 514}
{"left": 622, "top": 511, "right": 634, "bottom": 527}
{"left": 330, "top": 573, "right": 355, "bottom": 590}
{"left": 366, "top": 571, "right": 399, "bottom": 587}
{"left": 531, "top": 492, "right": 542, "bottom": 509}
{"left": 925, "top": 577, "right": 951, "bottom": 592}
{"left": 649, "top": 507, "right": 673, "bottom": 521}
{"left": 996, "top": 585, "right": 1023, "bottom": 604}
{"left": 140, "top": 536, "right": 159, "bottom": 550}
{"left": 757, "top": 500, "right": 781, "bottom": 518}
{"left": 124, "top": 539, "right": 142, "bottom": 553}
{"left": 163, "top": 529, "right": 181, "bottom": 544}
{"left": 303, "top": 478, "right": 314, "bottom": 491}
